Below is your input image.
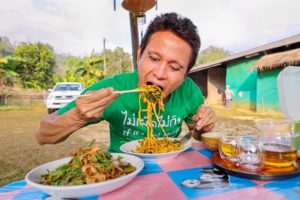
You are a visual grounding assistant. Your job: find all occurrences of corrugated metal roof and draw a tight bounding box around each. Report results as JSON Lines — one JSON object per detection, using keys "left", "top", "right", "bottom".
{"left": 190, "top": 34, "right": 300, "bottom": 73}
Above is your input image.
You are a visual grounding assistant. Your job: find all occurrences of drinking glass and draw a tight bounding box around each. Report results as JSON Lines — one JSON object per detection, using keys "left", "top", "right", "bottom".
{"left": 237, "top": 136, "right": 264, "bottom": 171}
{"left": 219, "top": 133, "right": 240, "bottom": 163}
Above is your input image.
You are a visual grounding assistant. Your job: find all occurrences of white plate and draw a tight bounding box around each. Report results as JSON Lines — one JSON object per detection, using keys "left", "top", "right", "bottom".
{"left": 120, "top": 139, "right": 192, "bottom": 163}
{"left": 25, "top": 153, "right": 144, "bottom": 198}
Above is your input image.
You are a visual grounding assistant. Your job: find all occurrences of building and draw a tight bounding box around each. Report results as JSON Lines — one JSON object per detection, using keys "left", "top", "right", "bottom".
{"left": 188, "top": 34, "right": 300, "bottom": 112}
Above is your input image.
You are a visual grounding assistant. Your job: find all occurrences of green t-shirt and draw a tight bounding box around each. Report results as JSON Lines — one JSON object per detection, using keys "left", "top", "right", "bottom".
{"left": 58, "top": 71, "right": 204, "bottom": 152}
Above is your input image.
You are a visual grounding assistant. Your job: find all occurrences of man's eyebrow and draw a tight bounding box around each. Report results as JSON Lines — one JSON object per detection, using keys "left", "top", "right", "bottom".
{"left": 147, "top": 51, "right": 160, "bottom": 56}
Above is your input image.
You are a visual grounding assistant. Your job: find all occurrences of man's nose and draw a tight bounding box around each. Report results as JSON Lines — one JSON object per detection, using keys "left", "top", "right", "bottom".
{"left": 153, "top": 64, "right": 168, "bottom": 80}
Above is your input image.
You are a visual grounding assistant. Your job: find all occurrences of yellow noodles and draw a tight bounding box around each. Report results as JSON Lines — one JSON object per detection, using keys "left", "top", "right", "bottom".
{"left": 136, "top": 85, "right": 183, "bottom": 154}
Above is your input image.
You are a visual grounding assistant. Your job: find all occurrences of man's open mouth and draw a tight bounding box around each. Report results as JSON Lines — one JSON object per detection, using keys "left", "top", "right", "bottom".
{"left": 146, "top": 81, "right": 163, "bottom": 91}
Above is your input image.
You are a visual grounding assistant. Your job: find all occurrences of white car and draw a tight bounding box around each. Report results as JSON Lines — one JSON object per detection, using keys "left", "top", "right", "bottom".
{"left": 46, "top": 82, "right": 84, "bottom": 114}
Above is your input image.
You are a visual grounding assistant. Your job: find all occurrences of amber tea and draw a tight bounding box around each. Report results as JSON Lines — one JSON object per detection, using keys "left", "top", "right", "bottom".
{"left": 219, "top": 136, "right": 239, "bottom": 163}
{"left": 220, "top": 143, "right": 237, "bottom": 157}
{"left": 263, "top": 143, "right": 297, "bottom": 167}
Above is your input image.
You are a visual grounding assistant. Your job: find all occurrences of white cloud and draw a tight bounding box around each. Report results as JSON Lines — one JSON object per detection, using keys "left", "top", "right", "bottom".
{"left": 149, "top": 0, "right": 300, "bottom": 53}
{"left": 1, "top": 0, "right": 300, "bottom": 56}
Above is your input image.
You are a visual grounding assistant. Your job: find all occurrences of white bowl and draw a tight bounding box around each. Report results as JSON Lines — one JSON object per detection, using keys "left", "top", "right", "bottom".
{"left": 120, "top": 139, "right": 192, "bottom": 163}
{"left": 25, "top": 153, "right": 144, "bottom": 198}
{"left": 201, "top": 132, "right": 221, "bottom": 151}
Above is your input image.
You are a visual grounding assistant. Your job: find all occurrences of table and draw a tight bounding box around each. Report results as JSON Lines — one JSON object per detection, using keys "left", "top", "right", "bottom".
{"left": 1, "top": 142, "right": 300, "bottom": 200}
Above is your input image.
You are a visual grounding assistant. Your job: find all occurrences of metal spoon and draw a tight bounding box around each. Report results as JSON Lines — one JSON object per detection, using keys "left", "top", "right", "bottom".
{"left": 179, "top": 129, "right": 195, "bottom": 145}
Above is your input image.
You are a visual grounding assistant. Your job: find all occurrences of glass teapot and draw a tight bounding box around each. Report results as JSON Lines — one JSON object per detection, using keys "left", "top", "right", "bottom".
{"left": 255, "top": 119, "right": 297, "bottom": 168}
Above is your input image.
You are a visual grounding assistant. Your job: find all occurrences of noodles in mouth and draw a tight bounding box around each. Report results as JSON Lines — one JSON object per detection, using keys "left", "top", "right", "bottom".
{"left": 135, "top": 84, "right": 183, "bottom": 154}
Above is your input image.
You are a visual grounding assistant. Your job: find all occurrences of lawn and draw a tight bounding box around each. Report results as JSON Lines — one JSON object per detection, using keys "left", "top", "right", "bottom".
{"left": 0, "top": 105, "right": 108, "bottom": 186}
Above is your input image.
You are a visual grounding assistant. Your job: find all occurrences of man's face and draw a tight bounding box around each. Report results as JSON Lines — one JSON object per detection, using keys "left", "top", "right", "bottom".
{"left": 137, "top": 31, "right": 192, "bottom": 100}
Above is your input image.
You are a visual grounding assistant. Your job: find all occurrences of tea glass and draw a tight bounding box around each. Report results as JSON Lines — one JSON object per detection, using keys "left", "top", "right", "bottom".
{"left": 237, "top": 136, "right": 264, "bottom": 171}
{"left": 219, "top": 133, "right": 240, "bottom": 163}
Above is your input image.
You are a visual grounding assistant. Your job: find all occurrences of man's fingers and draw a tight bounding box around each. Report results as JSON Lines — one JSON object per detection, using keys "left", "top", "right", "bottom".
{"left": 192, "top": 105, "right": 205, "bottom": 123}
{"left": 201, "top": 109, "right": 216, "bottom": 132}
{"left": 194, "top": 106, "right": 215, "bottom": 130}
{"left": 202, "top": 123, "right": 215, "bottom": 132}
{"left": 78, "top": 106, "right": 106, "bottom": 121}
{"left": 77, "top": 93, "right": 117, "bottom": 113}
{"left": 75, "top": 87, "right": 119, "bottom": 121}
{"left": 199, "top": 113, "right": 212, "bottom": 129}
{"left": 81, "top": 93, "right": 119, "bottom": 120}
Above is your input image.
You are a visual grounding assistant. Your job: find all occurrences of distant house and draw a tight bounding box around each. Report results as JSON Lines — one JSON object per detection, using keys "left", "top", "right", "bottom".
{"left": 188, "top": 34, "right": 300, "bottom": 112}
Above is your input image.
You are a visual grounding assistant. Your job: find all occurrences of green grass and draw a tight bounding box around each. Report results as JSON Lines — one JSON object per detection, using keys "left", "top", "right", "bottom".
{"left": 0, "top": 107, "right": 107, "bottom": 186}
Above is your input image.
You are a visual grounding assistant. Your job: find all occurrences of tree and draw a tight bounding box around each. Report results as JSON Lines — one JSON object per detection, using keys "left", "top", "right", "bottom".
{"left": 54, "top": 51, "right": 104, "bottom": 87}
{"left": 14, "top": 42, "right": 56, "bottom": 89}
{"left": 52, "top": 47, "right": 132, "bottom": 88}
{"left": 75, "top": 50, "right": 104, "bottom": 83}
{"left": 104, "top": 47, "right": 132, "bottom": 76}
{"left": 0, "top": 57, "right": 18, "bottom": 87}
{"left": 196, "top": 46, "right": 231, "bottom": 65}
{"left": 0, "top": 36, "right": 14, "bottom": 57}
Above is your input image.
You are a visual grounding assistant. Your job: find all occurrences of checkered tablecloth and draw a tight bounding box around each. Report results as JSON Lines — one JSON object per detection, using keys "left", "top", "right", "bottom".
{"left": 1, "top": 142, "right": 300, "bottom": 200}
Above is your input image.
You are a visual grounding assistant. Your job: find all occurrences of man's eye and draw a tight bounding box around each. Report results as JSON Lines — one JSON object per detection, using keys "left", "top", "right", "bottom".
{"left": 170, "top": 66, "right": 180, "bottom": 71}
{"left": 150, "top": 56, "right": 159, "bottom": 62}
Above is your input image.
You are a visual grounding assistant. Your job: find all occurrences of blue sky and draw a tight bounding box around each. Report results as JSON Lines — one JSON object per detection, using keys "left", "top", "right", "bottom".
{"left": 1, "top": 0, "right": 300, "bottom": 57}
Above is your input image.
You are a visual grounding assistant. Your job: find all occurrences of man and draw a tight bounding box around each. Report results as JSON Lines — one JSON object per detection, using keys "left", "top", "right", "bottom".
{"left": 36, "top": 13, "right": 216, "bottom": 152}
{"left": 224, "top": 85, "right": 234, "bottom": 108}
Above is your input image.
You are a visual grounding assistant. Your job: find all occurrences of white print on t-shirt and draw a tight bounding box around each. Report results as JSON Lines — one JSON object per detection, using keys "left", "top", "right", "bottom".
{"left": 121, "top": 110, "right": 182, "bottom": 128}
{"left": 122, "top": 129, "right": 146, "bottom": 137}
{"left": 122, "top": 127, "right": 181, "bottom": 137}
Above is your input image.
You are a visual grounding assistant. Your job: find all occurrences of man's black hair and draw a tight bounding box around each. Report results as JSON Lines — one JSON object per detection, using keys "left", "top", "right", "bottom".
{"left": 140, "top": 12, "right": 201, "bottom": 73}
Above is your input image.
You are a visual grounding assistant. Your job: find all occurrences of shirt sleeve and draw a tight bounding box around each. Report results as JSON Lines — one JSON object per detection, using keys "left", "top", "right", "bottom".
{"left": 184, "top": 79, "right": 204, "bottom": 124}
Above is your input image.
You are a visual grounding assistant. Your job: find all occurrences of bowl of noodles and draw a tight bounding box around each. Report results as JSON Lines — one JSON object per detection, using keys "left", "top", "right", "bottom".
{"left": 119, "top": 84, "right": 191, "bottom": 162}
{"left": 120, "top": 137, "right": 192, "bottom": 163}
{"left": 25, "top": 142, "right": 144, "bottom": 198}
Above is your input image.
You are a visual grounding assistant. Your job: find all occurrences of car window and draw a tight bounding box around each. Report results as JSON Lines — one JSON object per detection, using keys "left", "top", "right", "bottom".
{"left": 69, "top": 84, "right": 81, "bottom": 91}
{"left": 54, "top": 84, "right": 67, "bottom": 91}
{"left": 54, "top": 84, "right": 81, "bottom": 91}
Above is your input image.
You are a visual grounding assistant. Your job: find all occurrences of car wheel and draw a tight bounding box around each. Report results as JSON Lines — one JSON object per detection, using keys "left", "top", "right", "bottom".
{"left": 48, "top": 109, "right": 56, "bottom": 114}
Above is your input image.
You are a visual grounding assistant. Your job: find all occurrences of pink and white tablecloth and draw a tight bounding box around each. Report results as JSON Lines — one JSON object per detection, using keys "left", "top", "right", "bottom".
{"left": 1, "top": 142, "right": 300, "bottom": 200}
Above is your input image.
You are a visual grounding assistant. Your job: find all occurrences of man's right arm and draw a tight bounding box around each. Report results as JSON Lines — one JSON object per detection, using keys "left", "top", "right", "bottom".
{"left": 36, "top": 87, "right": 119, "bottom": 145}
{"left": 36, "top": 109, "right": 86, "bottom": 144}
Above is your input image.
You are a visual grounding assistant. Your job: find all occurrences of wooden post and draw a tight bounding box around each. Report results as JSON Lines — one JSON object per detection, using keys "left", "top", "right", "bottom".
{"left": 129, "top": 12, "right": 139, "bottom": 70}
{"left": 103, "top": 38, "right": 107, "bottom": 76}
